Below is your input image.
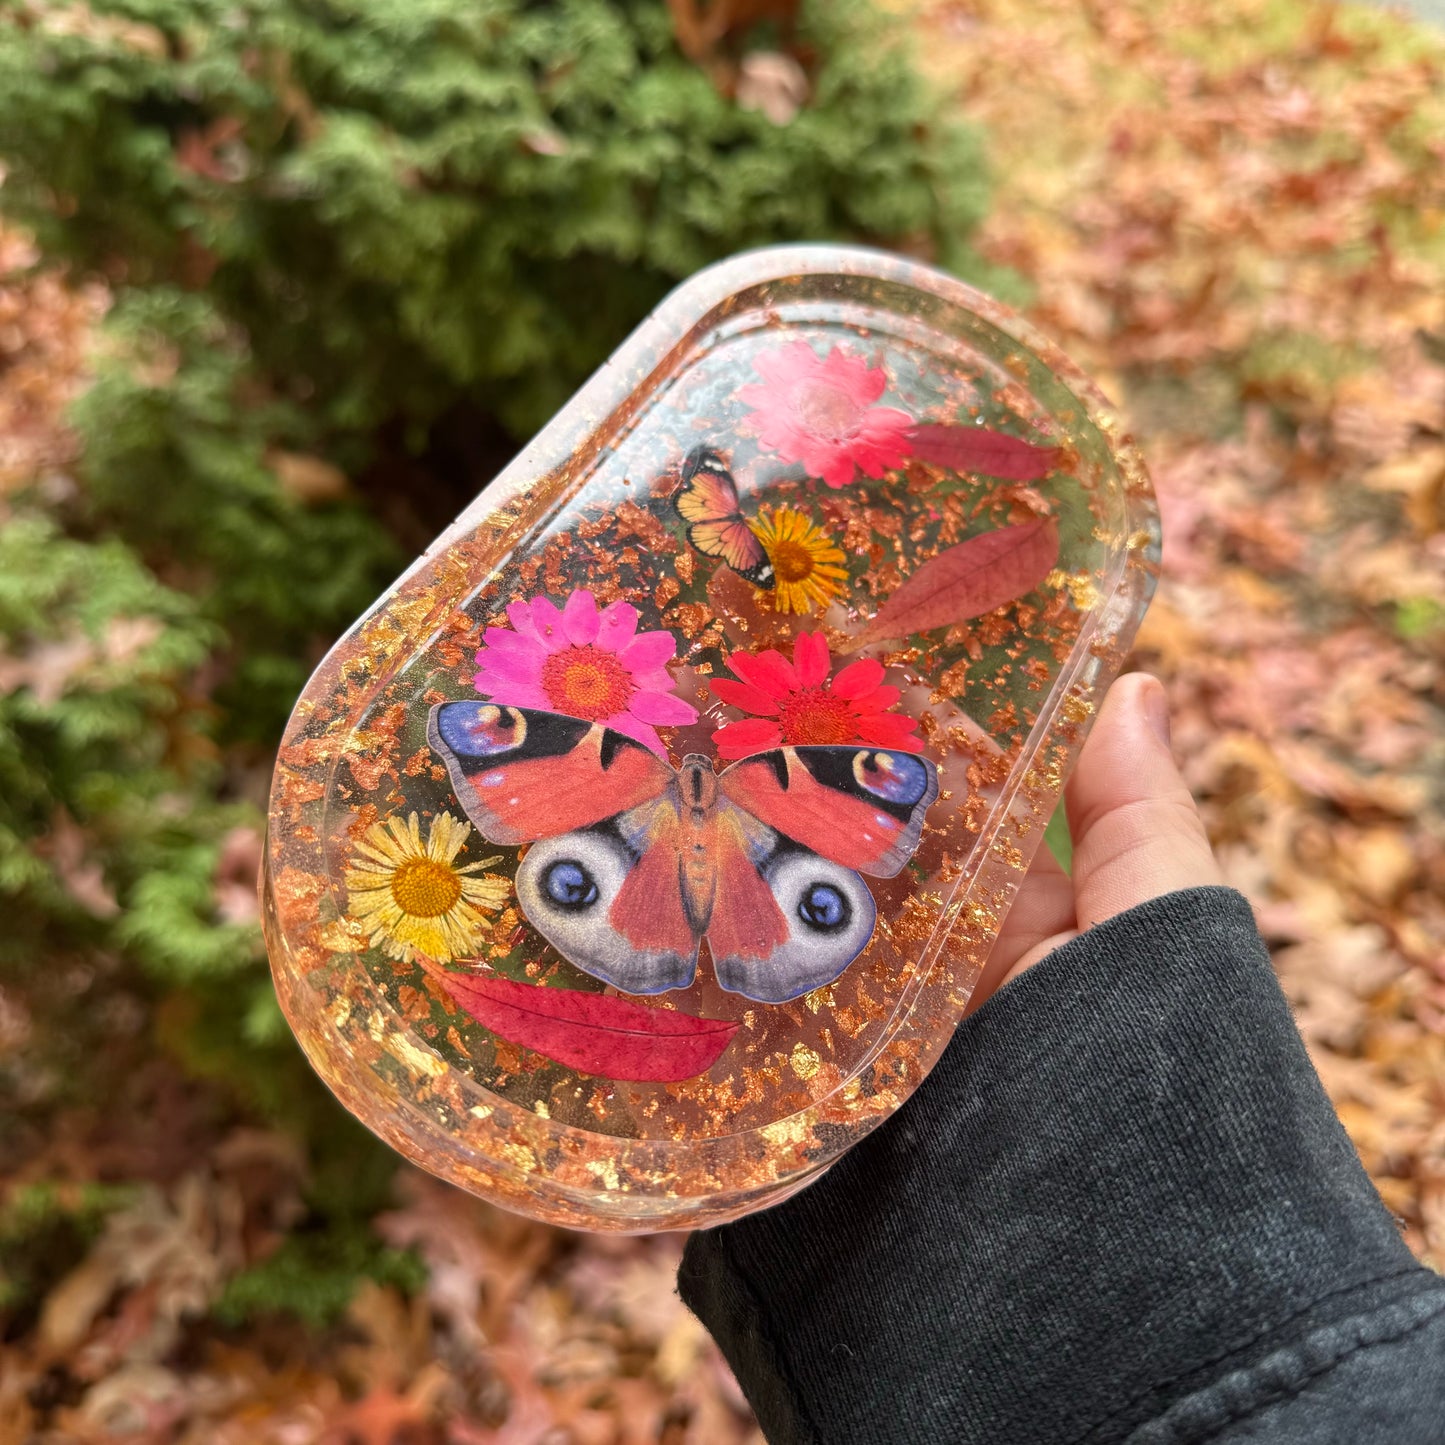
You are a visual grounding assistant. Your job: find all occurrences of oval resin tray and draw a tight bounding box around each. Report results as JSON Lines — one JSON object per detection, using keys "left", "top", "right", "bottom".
{"left": 262, "top": 245, "right": 1160, "bottom": 1231}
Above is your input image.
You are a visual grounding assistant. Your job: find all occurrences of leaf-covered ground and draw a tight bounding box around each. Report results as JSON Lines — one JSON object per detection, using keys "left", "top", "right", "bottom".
{"left": 2, "top": 0, "right": 1442, "bottom": 1439}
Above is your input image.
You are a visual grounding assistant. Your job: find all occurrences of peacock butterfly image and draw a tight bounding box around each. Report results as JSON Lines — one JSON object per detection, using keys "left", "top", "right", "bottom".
{"left": 427, "top": 701, "right": 938, "bottom": 1005}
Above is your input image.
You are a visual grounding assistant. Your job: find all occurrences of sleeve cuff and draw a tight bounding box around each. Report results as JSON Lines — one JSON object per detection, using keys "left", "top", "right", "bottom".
{"left": 679, "top": 887, "right": 1426, "bottom": 1445}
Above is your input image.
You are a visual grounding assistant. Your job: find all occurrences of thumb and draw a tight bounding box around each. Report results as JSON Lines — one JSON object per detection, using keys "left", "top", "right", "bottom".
{"left": 1065, "top": 672, "right": 1223, "bottom": 930}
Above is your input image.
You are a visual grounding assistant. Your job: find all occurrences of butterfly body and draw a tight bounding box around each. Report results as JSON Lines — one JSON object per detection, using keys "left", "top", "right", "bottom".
{"left": 428, "top": 702, "right": 937, "bottom": 1004}
{"left": 673, "top": 447, "right": 775, "bottom": 588}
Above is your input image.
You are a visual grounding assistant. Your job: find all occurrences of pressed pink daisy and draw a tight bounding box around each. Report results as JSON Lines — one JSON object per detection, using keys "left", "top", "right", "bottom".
{"left": 738, "top": 341, "right": 914, "bottom": 488}
{"left": 473, "top": 589, "right": 697, "bottom": 757}
{"left": 709, "top": 632, "right": 924, "bottom": 761}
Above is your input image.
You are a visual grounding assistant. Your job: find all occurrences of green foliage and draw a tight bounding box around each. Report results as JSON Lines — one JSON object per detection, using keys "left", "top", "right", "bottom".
{"left": 214, "top": 1226, "right": 427, "bottom": 1330}
{"left": 214, "top": 1105, "right": 428, "bottom": 1329}
{"left": 0, "top": 508, "right": 223, "bottom": 960}
{"left": 1394, "top": 595, "right": 1445, "bottom": 641}
{"left": 0, "top": 1182, "right": 138, "bottom": 1320}
{"left": 0, "top": 0, "right": 989, "bottom": 437}
{"left": 1044, "top": 802, "right": 1073, "bottom": 874}
{"left": 0, "top": 0, "right": 990, "bottom": 1308}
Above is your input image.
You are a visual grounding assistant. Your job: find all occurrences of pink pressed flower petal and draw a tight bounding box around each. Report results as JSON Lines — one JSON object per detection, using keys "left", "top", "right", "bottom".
{"left": 856, "top": 714, "right": 923, "bottom": 748}
{"left": 561, "top": 589, "right": 599, "bottom": 646}
{"left": 473, "top": 649, "right": 546, "bottom": 689}
{"left": 505, "top": 599, "right": 538, "bottom": 638}
{"left": 595, "top": 600, "right": 638, "bottom": 653}
{"left": 629, "top": 689, "right": 700, "bottom": 726}
{"left": 848, "top": 684, "right": 902, "bottom": 715}
{"left": 737, "top": 381, "right": 771, "bottom": 410}
{"left": 709, "top": 677, "right": 781, "bottom": 716}
{"left": 526, "top": 597, "right": 567, "bottom": 650}
{"left": 793, "top": 632, "right": 830, "bottom": 688}
{"left": 832, "top": 658, "right": 885, "bottom": 699}
{"left": 819, "top": 452, "right": 857, "bottom": 489}
{"left": 751, "top": 413, "right": 810, "bottom": 455}
{"left": 617, "top": 630, "right": 677, "bottom": 675}
{"left": 753, "top": 341, "right": 815, "bottom": 387}
{"left": 852, "top": 413, "right": 914, "bottom": 477}
{"left": 480, "top": 627, "right": 547, "bottom": 662}
{"left": 819, "top": 346, "right": 885, "bottom": 405}
{"left": 627, "top": 668, "right": 682, "bottom": 701}
{"left": 858, "top": 407, "right": 914, "bottom": 443}
{"left": 728, "top": 648, "right": 798, "bottom": 697}
{"left": 713, "top": 718, "right": 784, "bottom": 760}
{"left": 475, "top": 680, "right": 552, "bottom": 712}
{"left": 599, "top": 711, "right": 667, "bottom": 758}
{"left": 851, "top": 451, "right": 889, "bottom": 482}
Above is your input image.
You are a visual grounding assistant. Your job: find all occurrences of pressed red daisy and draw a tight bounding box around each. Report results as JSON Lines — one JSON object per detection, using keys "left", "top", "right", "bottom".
{"left": 709, "top": 632, "right": 924, "bottom": 761}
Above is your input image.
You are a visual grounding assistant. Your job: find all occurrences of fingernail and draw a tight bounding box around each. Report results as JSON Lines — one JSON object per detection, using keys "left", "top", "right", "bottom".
{"left": 1142, "top": 678, "right": 1172, "bottom": 749}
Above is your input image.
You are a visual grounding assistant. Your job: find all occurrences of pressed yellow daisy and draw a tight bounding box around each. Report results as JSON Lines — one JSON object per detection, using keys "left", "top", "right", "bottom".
{"left": 747, "top": 505, "right": 850, "bottom": 616}
{"left": 345, "top": 811, "right": 507, "bottom": 964}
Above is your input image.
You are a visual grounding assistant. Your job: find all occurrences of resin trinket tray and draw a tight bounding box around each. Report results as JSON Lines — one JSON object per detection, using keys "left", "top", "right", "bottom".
{"left": 262, "top": 246, "right": 1160, "bottom": 1231}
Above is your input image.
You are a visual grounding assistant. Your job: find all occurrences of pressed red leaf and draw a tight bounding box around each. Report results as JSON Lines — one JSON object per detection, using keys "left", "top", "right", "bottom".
{"left": 425, "top": 967, "right": 738, "bottom": 1082}
{"left": 908, "top": 422, "right": 1060, "bottom": 480}
{"left": 857, "top": 519, "right": 1059, "bottom": 644}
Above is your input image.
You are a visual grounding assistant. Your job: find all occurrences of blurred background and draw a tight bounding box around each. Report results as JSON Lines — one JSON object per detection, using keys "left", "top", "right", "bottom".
{"left": 0, "top": 0, "right": 1441, "bottom": 1439}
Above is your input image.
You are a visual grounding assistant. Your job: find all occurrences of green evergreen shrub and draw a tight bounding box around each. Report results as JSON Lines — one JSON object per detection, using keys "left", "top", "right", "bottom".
{"left": 0, "top": 0, "right": 989, "bottom": 1311}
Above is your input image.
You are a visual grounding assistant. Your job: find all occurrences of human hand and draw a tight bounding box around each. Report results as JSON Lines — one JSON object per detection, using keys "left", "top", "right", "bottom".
{"left": 967, "top": 672, "right": 1224, "bottom": 1012}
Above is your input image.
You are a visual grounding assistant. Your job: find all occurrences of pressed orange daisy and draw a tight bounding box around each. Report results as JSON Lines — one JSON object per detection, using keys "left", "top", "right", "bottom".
{"left": 345, "top": 811, "right": 507, "bottom": 964}
{"left": 747, "top": 505, "right": 849, "bottom": 616}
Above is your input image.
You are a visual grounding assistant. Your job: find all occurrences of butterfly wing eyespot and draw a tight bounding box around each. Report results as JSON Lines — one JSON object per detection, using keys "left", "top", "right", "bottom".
{"left": 517, "top": 828, "right": 700, "bottom": 995}
{"left": 718, "top": 745, "right": 939, "bottom": 878}
{"left": 798, "top": 881, "right": 851, "bottom": 932}
{"left": 851, "top": 748, "right": 932, "bottom": 808}
{"left": 428, "top": 703, "right": 673, "bottom": 846}
{"left": 539, "top": 858, "right": 600, "bottom": 911}
{"left": 433, "top": 701, "right": 528, "bottom": 757}
{"left": 708, "top": 841, "right": 876, "bottom": 1004}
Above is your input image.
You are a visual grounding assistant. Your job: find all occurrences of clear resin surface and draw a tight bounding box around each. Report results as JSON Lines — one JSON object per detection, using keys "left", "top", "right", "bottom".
{"left": 262, "top": 246, "right": 1160, "bottom": 1230}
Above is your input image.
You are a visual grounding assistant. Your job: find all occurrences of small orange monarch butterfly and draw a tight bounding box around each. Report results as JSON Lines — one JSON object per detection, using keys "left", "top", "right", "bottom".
{"left": 672, "top": 447, "right": 775, "bottom": 589}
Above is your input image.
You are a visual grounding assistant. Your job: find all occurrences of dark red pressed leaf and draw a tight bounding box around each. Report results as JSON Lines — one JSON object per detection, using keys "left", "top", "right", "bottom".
{"left": 856, "top": 518, "right": 1060, "bottom": 645}
{"left": 423, "top": 967, "right": 738, "bottom": 1082}
{"left": 908, "top": 422, "right": 1060, "bottom": 480}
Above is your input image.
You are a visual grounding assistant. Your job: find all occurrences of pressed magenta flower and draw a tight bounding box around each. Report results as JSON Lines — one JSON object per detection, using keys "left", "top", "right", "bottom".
{"left": 738, "top": 341, "right": 914, "bottom": 488}
{"left": 709, "top": 632, "right": 924, "bottom": 761}
{"left": 473, "top": 589, "right": 697, "bottom": 757}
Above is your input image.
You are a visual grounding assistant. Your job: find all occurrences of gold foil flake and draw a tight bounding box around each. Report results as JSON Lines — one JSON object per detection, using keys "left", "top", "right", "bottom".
{"left": 673, "top": 602, "right": 711, "bottom": 639}
{"left": 802, "top": 983, "right": 835, "bottom": 1014}
{"left": 320, "top": 916, "right": 368, "bottom": 954}
{"left": 1060, "top": 693, "right": 1094, "bottom": 725}
{"left": 389, "top": 1033, "right": 447, "bottom": 1081}
{"left": 789, "top": 1043, "right": 822, "bottom": 1081}
{"left": 760, "top": 1116, "right": 809, "bottom": 1149}
{"left": 499, "top": 1140, "right": 538, "bottom": 1175}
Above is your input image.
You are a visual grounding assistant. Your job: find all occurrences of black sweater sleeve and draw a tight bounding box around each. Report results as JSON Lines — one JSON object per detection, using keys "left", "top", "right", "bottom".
{"left": 678, "top": 887, "right": 1445, "bottom": 1444}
